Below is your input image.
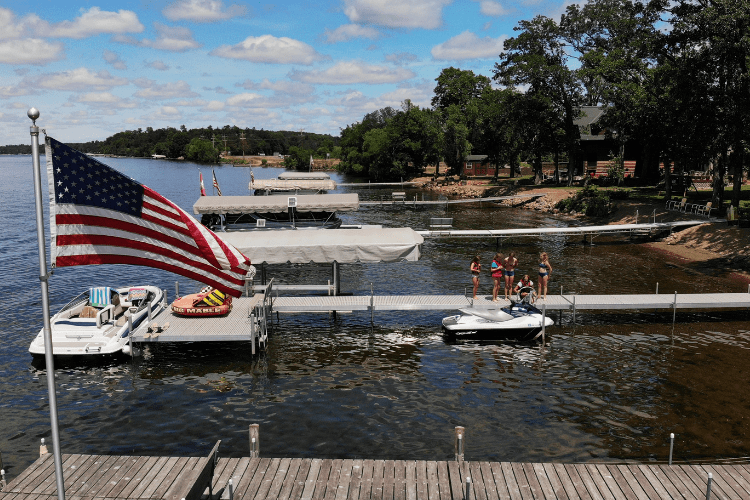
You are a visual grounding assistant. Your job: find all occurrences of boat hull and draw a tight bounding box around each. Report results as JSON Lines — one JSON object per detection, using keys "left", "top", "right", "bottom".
{"left": 442, "top": 304, "right": 554, "bottom": 340}
{"left": 29, "top": 286, "right": 165, "bottom": 357}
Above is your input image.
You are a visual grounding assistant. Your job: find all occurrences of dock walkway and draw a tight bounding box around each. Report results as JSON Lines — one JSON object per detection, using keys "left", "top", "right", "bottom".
{"left": 358, "top": 194, "right": 542, "bottom": 207}
{"left": 270, "top": 292, "right": 750, "bottom": 313}
{"left": 3, "top": 452, "right": 748, "bottom": 500}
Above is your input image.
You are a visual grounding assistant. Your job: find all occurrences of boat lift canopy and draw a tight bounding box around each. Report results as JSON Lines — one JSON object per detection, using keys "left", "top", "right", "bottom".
{"left": 218, "top": 227, "right": 424, "bottom": 264}
{"left": 193, "top": 193, "right": 359, "bottom": 214}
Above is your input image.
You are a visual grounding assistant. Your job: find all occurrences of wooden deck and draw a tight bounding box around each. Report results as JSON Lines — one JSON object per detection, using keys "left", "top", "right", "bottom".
{"left": 3, "top": 453, "right": 750, "bottom": 500}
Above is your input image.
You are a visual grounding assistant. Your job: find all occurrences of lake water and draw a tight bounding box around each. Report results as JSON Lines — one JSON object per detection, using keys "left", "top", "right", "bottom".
{"left": 1, "top": 152, "right": 749, "bottom": 479}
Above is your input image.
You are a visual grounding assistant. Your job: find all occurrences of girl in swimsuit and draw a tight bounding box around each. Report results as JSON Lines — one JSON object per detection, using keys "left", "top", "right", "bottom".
{"left": 490, "top": 252, "right": 504, "bottom": 302}
{"left": 470, "top": 255, "right": 481, "bottom": 299}
{"left": 538, "top": 252, "right": 552, "bottom": 300}
{"left": 503, "top": 251, "right": 518, "bottom": 300}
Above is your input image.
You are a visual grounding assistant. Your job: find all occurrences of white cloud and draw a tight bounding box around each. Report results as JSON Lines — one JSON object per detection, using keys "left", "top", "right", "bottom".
{"left": 210, "top": 35, "right": 325, "bottom": 65}
{"left": 237, "top": 78, "right": 315, "bottom": 96}
{"left": 343, "top": 0, "right": 452, "bottom": 29}
{"left": 0, "top": 39, "right": 64, "bottom": 65}
{"left": 146, "top": 60, "right": 170, "bottom": 71}
{"left": 103, "top": 50, "right": 127, "bottom": 70}
{"left": 72, "top": 92, "right": 138, "bottom": 108}
{"left": 27, "top": 68, "right": 128, "bottom": 91}
{"left": 49, "top": 7, "right": 144, "bottom": 39}
{"left": 115, "top": 23, "right": 200, "bottom": 52}
{"left": 202, "top": 86, "right": 232, "bottom": 94}
{"left": 324, "top": 24, "right": 381, "bottom": 43}
{"left": 163, "top": 0, "right": 246, "bottom": 22}
{"left": 479, "top": 0, "right": 508, "bottom": 16}
{"left": 431, "top": 31, "right": 506, "bottom": 60}
{"left": 133, "top": 79, "right": 199, "bottom": 99}
{"left": 150, "top": 106, "right": 183, "bottom": 121}
{"left": 225, "top": 93, "right": 265, "bottom": 107}
{"left": 200, "top": 100, "right": 225, "bottom": 111}
{"left": 9, "top": 101, "right": 28, "bottom": 109}
{"left": 291, "top": 60, "right": 415, "bottom": 85}
{"left": 0, "top": 8, "right": 47, "bottom": 40}
{"left": 172, "top": 99, "right": 209, "bottom": 106}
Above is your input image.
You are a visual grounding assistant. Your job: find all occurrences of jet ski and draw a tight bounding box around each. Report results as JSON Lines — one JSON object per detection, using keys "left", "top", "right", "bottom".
{"left": 442, "top": 286, "right": 553, "bottom": 339}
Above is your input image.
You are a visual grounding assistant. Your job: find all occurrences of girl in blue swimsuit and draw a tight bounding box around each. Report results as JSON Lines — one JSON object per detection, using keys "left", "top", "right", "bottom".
{"left": 538, "top": 252, "right": 552, "bottom": 300}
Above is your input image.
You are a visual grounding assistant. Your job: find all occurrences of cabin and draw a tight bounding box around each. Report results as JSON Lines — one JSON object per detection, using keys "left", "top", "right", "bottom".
{"left": 463, "top": 155, "right": 498, "bottom": 177}
{"left": 575, "top": 106, "right": 637, "bottom": 179}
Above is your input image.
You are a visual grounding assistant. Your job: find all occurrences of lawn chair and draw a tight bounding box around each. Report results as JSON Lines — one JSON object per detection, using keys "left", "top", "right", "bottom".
{"left": 695, "top": 201, "right": 713, "bottom": 217}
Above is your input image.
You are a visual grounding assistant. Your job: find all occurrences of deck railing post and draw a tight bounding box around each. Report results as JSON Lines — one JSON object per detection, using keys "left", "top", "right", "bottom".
{"left": 250, "top": 313, "right": 256, "bottom": 356}
{"left": 40, "top": 438, "right": 48, "bottom": 456}
{"left": 464, "top": 476, "right": 471, "bottom": 500}
{"left": 656, "top": 282, "right": 659, "bottom": 294}
{"left": 542, "top": 303, "right": 547, "bottom": 343}
{"left": 175, "top": 281, "right": 180, "bottom": 299}
{"left": 249, "top": 424, "right": 260, "bottom": 458}
{"left": 1, "top": 468, "right": 6, "bottom": 490}
{"left": 454, "top": 426, "right": 465, "bottom": 462}
{"left": 706, "top": 473, "right": 713, "bottom": 499}
{"left": 673, "top": 292, "right": 677, "bottom": 326}
{"left": 669, "top": 433, "right": 674, "bottom": 465}
{"left": 228, "top": 478, "right": 234, "bottom": 500}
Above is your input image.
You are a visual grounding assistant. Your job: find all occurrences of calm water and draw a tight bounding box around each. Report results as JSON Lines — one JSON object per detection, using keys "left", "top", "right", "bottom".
{"left": 1, "top": 153, "right": 749, "bottom": 479}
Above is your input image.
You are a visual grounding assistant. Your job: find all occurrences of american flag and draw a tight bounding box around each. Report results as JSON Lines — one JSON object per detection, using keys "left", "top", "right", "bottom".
{"left": 212, "top": 169, "right": 222, "bottom": 196}
{"left": 46, "top": 137, "right": 250, "bottom": 297}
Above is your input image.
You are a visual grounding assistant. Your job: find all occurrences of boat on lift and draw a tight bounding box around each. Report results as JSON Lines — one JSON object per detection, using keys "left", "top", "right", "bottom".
{"left": 442, "top": 287, "right": 553, "bottom": 340}
{"left": 250, "top": 171, "right": 336, "bottom": 195}
{"left": 29, "top": 286, "right": 166, "bottom": 357}
{"left": 194, "top": 193, "right": 359, "bottom": 231}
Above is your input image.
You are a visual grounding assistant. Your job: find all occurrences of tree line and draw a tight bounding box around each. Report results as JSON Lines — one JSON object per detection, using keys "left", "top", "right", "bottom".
{"left": 0, "top": 125, "right": 339, "bottom": 164}
{"left": 337, "top": 0, "right": 749, "bottom": 209}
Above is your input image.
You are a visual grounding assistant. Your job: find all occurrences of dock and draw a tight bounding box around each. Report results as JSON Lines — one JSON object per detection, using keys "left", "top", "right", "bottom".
{"left": 269, "top": 292, "right": 750, "bottom": 314}
{"left": 3, "top": 451, "right": 748, "bottom": 500}
{"left": 417, "top": 221, "right": 706, "bottom": 240}
{"left": 359, "top": 194, "right": 542, "bottom": 207}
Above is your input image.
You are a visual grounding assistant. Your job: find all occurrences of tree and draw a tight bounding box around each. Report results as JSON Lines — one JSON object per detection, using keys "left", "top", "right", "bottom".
{"left": 432, "top": 68, "right": 490, "bottom": 175}
{"left": 495, "top": 15, "right": 583, "bottom": 185}
{"left": 185, "top": 138, "right": 219, "bottom": 163}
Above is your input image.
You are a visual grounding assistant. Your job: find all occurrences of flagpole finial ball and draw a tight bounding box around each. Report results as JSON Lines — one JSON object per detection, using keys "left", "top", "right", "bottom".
{"left": 27, "top": 107, "right": 40, "bottom": 122}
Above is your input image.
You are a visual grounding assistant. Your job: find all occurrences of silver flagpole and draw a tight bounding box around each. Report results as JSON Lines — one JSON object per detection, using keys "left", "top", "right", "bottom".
{"left": 28, "top": 108, "right": 66, "bottom": 500}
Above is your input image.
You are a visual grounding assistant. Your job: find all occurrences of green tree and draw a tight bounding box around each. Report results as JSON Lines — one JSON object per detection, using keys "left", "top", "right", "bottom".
{"left": 185, "top": 138, "right": 219, "bottom": 163}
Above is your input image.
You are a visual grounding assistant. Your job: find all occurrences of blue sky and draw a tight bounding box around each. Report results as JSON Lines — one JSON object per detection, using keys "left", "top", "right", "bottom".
{"left": 0, "top": 0, "right": 576, "bottom": 144}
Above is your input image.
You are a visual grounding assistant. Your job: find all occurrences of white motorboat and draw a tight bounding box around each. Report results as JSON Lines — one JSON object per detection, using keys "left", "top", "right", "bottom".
{"left": 29, "top": 286, "right": 166, "bottom": 357}
{"left": 442, "top": 287, "right": 553, "bottom": 339}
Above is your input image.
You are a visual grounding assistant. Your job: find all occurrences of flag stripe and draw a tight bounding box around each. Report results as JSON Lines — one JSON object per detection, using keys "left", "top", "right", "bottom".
{"left": 46, "top": 136, "right": 250, "bottom": 297}
{"left": 55, "top": 238, "right": 246, "bottom": 288}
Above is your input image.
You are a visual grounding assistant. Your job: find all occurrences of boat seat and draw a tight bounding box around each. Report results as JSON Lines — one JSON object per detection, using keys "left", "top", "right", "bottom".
{"left": 80, "top": 305, "right": 99, "bottom": 318}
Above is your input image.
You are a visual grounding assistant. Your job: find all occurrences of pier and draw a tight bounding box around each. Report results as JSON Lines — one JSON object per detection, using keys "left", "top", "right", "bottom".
{"left": 358, "top": 194, "right": 543, "bottom": 207}
{"left": 3, "top": 450, "right": 748, "bottom": 500}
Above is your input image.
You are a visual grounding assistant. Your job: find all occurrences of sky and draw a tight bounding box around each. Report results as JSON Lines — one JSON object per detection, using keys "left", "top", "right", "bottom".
{"left": 0, "top": 0, "right": 576, "bottom": 144}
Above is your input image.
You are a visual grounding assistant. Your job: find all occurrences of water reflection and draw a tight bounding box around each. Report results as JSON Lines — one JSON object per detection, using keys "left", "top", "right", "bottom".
{"left": 1, "top": 155, "right": 749, "bottom": 476}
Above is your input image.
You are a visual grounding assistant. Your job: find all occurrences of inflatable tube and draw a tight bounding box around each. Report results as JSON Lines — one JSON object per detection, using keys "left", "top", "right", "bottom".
{"left": 171, "top": 293, "right": 232, "bottom": 316}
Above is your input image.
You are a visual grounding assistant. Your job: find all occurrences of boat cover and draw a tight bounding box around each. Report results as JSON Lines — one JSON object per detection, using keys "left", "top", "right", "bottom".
{"left": 193, "top": 194, "right": 359, "bottom": 214}
{"left": 277, "top": 172, "right": 331, "bottom": 180}
{"left": 250, "top": 178, "right": 337, "bottom": 191}
{"left": 217, "top": 227, "right": 423, "bottom": 264}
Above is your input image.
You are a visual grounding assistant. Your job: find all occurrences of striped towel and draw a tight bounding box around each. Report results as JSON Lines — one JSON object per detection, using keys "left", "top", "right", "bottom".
{"left": 89, "top": 287, "right": 111, "bottom": 308}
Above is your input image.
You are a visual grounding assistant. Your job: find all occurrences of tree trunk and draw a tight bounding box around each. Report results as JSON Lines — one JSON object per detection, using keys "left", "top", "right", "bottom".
{"left": 731, "top": 145, "right": 743, "bottom": 208}
{"left": 554, "top": 145, "right": 560, "bottom": 186}
{"left": 664, "top": 158, "right": 672, "bottom": 200}
{"left": 712, "top": 150, "right": 727, "bottom": 211}
{"left": 534, "top": 151, "right": 543, "bottom": 185}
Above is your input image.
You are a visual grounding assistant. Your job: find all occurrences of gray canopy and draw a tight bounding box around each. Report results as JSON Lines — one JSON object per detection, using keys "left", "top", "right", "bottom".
{"left": 193, "top": 193, "right": 359, "bottom": 214}
{"left": 218, "top": 227, "right": 423, "bottom": 264}
{"left": 277, "top": 172, "right": 331, "bottom": 180}
{"left": 250, "top": 178, "right": 337, "bottom": 192}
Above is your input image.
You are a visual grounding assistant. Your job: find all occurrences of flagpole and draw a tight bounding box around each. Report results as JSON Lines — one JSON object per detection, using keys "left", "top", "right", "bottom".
{"left": 28, "top": 108, "right": 66, "bottom": 500}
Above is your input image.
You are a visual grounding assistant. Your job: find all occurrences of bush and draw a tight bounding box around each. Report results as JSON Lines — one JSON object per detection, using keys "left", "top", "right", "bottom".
{"left": 555, "top": 185, "right": 613, "bottom": 217}
{"left": 608, "top": 188, "right": 630, "bottom": 200}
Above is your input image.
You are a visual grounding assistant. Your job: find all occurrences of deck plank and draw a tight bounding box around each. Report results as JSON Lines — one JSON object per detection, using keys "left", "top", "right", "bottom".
{"left": 652, "top": 465, "right": 700, "bottom": 500}
{"left": 414, "top": 461, "right": 428, "bottom": 500}
{"left": 477, "top": 462, "right": 499, "bottom": 500}
{"left": 392, "top": 460, "right": 406, "bottom": 500}
{"left": 570, "top": 464, "right": 605, "bottom": 500}
{"left": 286, "top": 458, "right": 312, "bottom": 500}
{"left": 300, "top": 458, "right": 323, "bottom": 500}
{"left": 3, "top": 454, "right": 54, "bottom": 492}
{"left": 381, "top": 459, "right": 395, "bottom": 500}
{"left": 117, "top": 456, "right": 167, "bottom": 499}
{"left": 273, "top": 458, "right": 300, "bottom": 500}
{"left": 591, "top": 464, "right": 628, "bottom": 500}
{"left": 467, "top": 462, "right": 487, "bottom": 500}
{"left": 345, "top": 459, "right": 365, "bottom": 500}
{"left": 403, "top": 461, "right": 417, "bottom": 500}
{"left": 254, "top": 457, "right": 282, "bottom": 500}
{"left": 496, "top": 462, "right": 523, "bottom": 500}
{"left": 425, "top": 461, "right": 440, "bottom": 500}
{"left": 520, "top": 463, "right": 547, "bottom": 500}
{"left": 509, "top": 462, "right": 533, "bottom": 500}
{"left": 435, "top": 461, "right": 451, "bottom": 500}
{"left": 538, "top": 463, "right": 568, "bottom": 500}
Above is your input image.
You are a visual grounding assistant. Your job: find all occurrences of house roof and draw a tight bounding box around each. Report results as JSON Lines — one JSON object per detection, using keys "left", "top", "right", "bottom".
{"left": 574, "top": 106, "right": 605, "bottom": 127}
{"left": 465, "top": 155, "right": 488, "bottom": 162}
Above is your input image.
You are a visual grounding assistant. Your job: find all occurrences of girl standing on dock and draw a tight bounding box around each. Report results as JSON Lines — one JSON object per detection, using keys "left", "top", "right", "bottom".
{"left": 503, "top": 251, "right": 518, "bottom": 300}
{"left": 470, "top": 255, "right": 482, "bottom": 299}
{"left": 490, "top": 253, "right": 504, "bottom": 302}
{"left": 538, "top": 252, "right": 552, "bottom": 300}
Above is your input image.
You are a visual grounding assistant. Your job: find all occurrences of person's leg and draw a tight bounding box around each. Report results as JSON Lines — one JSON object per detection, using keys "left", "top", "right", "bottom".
{"left": 542, "top": 276, "right": 548, "bottom": 299}
{"left": 473, "top": 276, "right": 479, "bottom": 299}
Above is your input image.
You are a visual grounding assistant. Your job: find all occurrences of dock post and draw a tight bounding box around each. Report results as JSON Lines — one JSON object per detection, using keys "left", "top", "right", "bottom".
{"left": 228, "top": 479, "right": 234, "bottom": 500}
{"left": 175, "top": 281, "right": 180, "bottom": 299}
{"left": 656, "top": 282, "right": 659, "bottom": 294}
{"left": 40, "top": 438, "right": 48, "bottom": 456}
{"left": 542, "top": 303, "right": 546, "bottom": 343}
{"left": 250, "top": 313, "right": 256, "bottom": 356}
{"left": 572, "top": 295, "right": 576, "bottom": 324}
{"left": 673, "top": 292, "right": 677, "bottom": 326}
{"left": 127, "top": 316, "right": 133, "bottom": 357}
{"left": 465, "top": 476, "right": 471, "bottom": 500}
{"left": 370, "top": 283, "right": 374, "bottom": 324}
{"left": 249, "top": 424, "right": 260, "bottom": 457}
{"left": 668, "top": 433, "right": 674, "bottom": 465}
{"left": 1, "top": 468, "right": 5, "bottom": 490}
{"left": 454, "top": 426, "right": 465, "bottom": 462}
{"left": 706, "top": 473, "right": 713, "bottom": 499}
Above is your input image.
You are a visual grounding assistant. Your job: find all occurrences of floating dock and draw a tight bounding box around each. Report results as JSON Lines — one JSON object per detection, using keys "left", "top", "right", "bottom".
{"left": 3, "top": 451, "right": 748, "bottom": 500}
{"left": 417, "top": 221, "right": 707, "bottom": 240}
{"left": 359, "top": 194, "right": 543, "bottom": 207}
